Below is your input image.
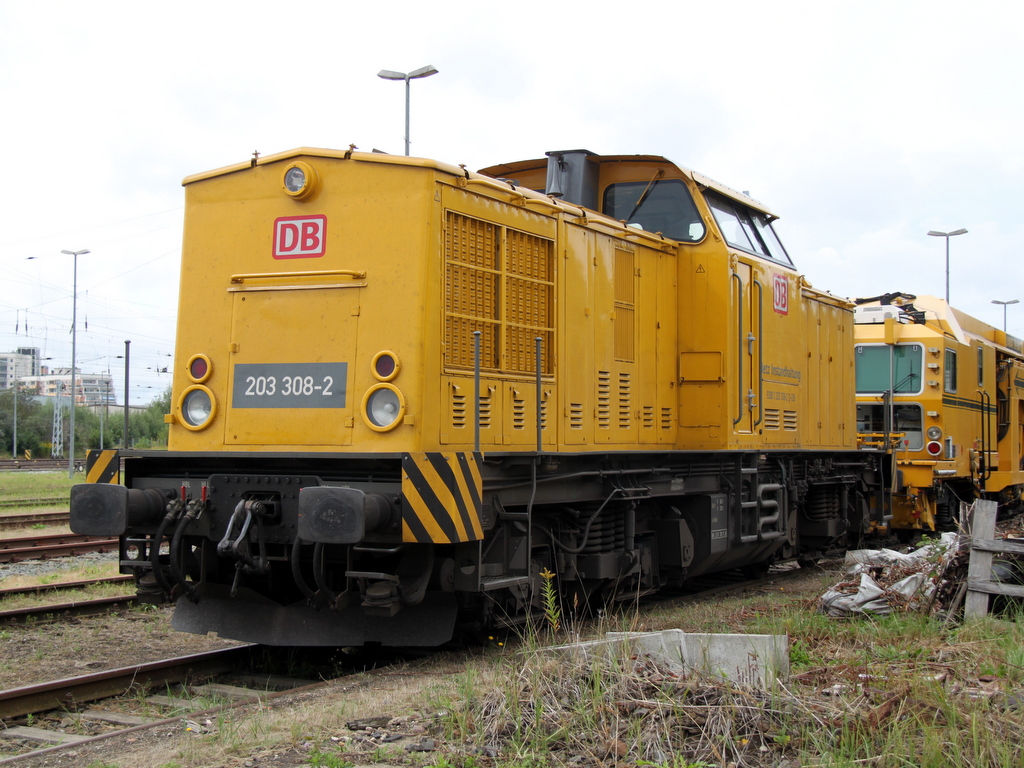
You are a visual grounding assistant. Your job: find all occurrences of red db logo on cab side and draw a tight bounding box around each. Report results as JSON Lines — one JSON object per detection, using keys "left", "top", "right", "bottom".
{"left": 273, "top": 215, "right": 327, "bottom": 259}
{"left": 773, "top": 274, "right": 789, "bottom": 315}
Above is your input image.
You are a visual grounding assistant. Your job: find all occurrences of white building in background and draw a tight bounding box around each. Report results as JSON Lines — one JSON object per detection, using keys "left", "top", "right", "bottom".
{"left": 0, "top": 347, "right": 41, "bottom": 389}
{"left": 22, "top": 368, "right": 117, "bottom": 407}
{"left": 2, "top": 349, "right": 117, "bottom": 406}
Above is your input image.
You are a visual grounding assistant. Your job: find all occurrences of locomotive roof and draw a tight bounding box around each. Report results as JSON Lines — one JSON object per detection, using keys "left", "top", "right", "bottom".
{"left": 477, "top": 153, "right": 776, "bottom": 218}
{"left": 182, "top": 148, "right": 774, "bottom": 218}
{"left": 182, "top": 146, "right": 472, "bottom": 186}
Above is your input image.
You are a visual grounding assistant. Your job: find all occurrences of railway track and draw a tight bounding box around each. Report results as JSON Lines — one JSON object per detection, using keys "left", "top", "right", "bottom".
{"left": 0, "top": 511, "right": 70, "bottom": 530}
{"left": 0, "top": 575, "right": 133, "bottom": 599}
{"left": 0, "top": 646, "right": 257, "bottom": 721}
{"left": 0, "top": 594, "right": 138, "bottom": 625}
{"left": 0, "top": 498, "right": 65, "bottom": 510}
{"left": 0, "top": 532, "right": 118, "bottom": 564}
{"left": 0, "top": 646, "right": 349, "bottom": 762}
{"left": 0, "top": 459, "right": 79, "bottom": 473}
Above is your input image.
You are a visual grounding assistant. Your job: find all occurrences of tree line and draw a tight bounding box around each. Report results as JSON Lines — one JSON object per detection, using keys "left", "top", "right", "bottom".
{"left": 0, "top": 387, "right": 172, "bottom": 458}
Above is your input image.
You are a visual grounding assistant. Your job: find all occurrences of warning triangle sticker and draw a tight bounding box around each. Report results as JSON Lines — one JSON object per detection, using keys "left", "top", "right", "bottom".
{"left": 696, "top": 264, "right": 706, "bottom": 273}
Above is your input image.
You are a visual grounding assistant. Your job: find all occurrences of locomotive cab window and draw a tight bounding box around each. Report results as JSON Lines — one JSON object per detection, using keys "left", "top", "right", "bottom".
{"left": 944, "top": 349, "right": 957, "bottom": 393}
{"left": 856, "top": 402, "right": 925, "bottom": 451}
{"left": 977, "top": 346, "right": 984, "bottom": 387}
{"left": 602, "top": 179, "right": 704, "bottom": 242}
{"left": 704, "top": 191, "right": 793, "bottom": 266}
{"left": 855, "top": 343, "right": 924, "bottom": 395}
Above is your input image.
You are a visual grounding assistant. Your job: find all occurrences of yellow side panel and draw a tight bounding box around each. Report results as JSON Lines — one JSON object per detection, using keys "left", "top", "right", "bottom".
{"left": 655, "top": 250, "right": 679, "bottom": 445}
{"left": 440, "top": 376, "right": 503, "bottom": 446}
{"left": 561, "top": 225, "right": 595, "bottom": 446}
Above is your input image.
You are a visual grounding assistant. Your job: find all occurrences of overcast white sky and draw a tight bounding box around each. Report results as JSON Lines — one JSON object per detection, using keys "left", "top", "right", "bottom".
{"left": 1, "top": 0, "right": 1021, "bottom": 404}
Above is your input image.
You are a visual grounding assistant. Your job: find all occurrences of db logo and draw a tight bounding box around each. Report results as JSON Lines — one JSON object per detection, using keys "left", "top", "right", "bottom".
{"left": 773, "top": 274, "right": 789, "bottom": 315}
{"left": 273, "top": 215, "right": 326, "bottom": 259}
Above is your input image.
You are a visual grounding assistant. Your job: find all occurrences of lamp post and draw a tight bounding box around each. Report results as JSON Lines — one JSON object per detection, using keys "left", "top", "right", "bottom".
{"left": 61, "top": 249, "right": 90, "bottom": 478}
{"left": 992, "top": 299, "right": 1019, "bottom": 332}
{"left": 377, "top": 65, "right": 439, "bottom": 156}
{"left": 11, "top": 376, "right": 18, "bottom": 459}
{"left": 926, "top": 229, "right": 967, "bottom": 305}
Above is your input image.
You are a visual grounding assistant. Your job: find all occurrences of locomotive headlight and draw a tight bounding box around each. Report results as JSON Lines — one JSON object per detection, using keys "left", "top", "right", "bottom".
{"left": 927, "top": 426, "right": 943, "bottom": 441}
{"left": 284, "top": 166, "right": 306, "bottom": 193}
{"left": 282, "top": 161, "right": 320, "bottom": 201}
{"left": 179, "top": 385, "right": 216, "bottom": 430}
{"left": 362, "top": 384, "right": 405, "bottom": 431}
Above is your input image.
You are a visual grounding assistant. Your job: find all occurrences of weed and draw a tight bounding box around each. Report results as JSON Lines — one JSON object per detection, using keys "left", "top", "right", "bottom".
{"left": 308, "top": 747, "right": 353, "bottom": 768}
{"left": 538, "top": 567, "right": 560, "bottom": 634}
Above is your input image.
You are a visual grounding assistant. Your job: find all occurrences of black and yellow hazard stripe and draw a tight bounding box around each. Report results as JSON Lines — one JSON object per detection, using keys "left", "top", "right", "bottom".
{"left": 401, "top": 452, "right": 483, "bottom": 543}
{"left": 85, "top": 449, "right": 120, "bottom": 484}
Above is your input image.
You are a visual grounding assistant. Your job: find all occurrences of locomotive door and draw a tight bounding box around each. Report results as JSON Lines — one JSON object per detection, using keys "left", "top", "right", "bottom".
{"left": 731, "top": 261, "right": 762, "bottom": 435}
{"left": 223, "top": 279, "right": 360, "bottom": 446}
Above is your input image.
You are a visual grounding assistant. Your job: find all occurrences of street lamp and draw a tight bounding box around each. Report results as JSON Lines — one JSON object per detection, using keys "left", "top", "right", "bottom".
{"left": 61, "top": 248, "right": 90, "bottom": 478}
{"left": 377, "top": 65, "right": 439, "bottom": 156}
{"left": 926, "top": 229, "right": 967, "bottom": 305}
{"left": 992, "top": 299, "right": 1019, "bottom": 332}
{"left": 11, "top": 376, "right": 19, "bottom": 459}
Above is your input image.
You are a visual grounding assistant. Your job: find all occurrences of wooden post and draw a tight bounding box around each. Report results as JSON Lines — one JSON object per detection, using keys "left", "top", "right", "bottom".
{"left": 964, "top": 500, "right": 997, "bottom": 619}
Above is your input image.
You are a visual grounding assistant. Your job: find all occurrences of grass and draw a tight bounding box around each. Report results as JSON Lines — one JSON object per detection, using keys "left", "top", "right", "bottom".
{"left": 0, "top": 471, "right": 75, "bottom": 502}
{"left": 420, "top": 567, "right": 1024, "bottom": 768}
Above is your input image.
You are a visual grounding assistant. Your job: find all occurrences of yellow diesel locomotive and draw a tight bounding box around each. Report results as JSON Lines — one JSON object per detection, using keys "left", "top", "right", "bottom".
{"left": 71, "top": 147, "right": 876, "bottom": 646}
{"left": 854, "top": 292, "right": 1024, "bottom": 535}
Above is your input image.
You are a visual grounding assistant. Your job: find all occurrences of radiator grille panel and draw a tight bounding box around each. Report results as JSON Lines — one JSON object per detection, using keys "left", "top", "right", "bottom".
{"left": 444, "top": 212, "right": 555, "bottom": 375}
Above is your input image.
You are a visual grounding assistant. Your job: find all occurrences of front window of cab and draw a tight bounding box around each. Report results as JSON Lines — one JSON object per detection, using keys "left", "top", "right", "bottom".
{"left": 857, "top": 402, "right": 924, "bottom": 451}
{"left": 855, "top": 343, "right": 924, "bottom": 395}
{"left": 602, "top": 179, "right": 705, "bottom": 242}
{"left": 705, "top": 191, "right": 793, "bottom": 265}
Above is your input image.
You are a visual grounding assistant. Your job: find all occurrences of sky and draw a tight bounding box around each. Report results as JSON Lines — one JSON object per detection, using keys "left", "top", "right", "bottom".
{"left": 1, "top": 0, "right": 1022, "bottom": 404}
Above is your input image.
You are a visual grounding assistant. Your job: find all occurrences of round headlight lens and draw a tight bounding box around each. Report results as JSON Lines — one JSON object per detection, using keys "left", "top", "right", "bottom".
{"left": 927, "top": 426, "right": 943, "bottom": 441}
{"left": 926, "top": 441, "right": 943, "bottom": 456}
{"left": 182, "top": 388, "right": 213, "bottom": 427}
{"left": 284, "top": 166, "right": 306, "bottom": 193}
{"left": 282, "top": 161, "right": 319, "bottom": 200}
{"left": 367, "top": 387, "right": 401, "bottom": 428}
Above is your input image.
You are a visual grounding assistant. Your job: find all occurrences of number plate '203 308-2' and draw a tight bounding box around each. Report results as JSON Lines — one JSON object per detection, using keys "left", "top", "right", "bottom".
{"left": 232, "top": 363, "right": 348, "bottom": 408}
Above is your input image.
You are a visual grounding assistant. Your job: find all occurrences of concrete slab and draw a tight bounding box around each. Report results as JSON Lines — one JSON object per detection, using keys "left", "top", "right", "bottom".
{"left": 548, "top": 629, "right": 789, "bottom": 686}
{"left": 80, "top": 709, "right": 160, "bottom": 726}
{"left": 2, "top": 726, "right": 89, "bottom": 744}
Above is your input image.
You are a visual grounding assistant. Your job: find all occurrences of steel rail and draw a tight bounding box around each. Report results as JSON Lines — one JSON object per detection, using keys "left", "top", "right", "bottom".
{"left": 0, "top": 498, "right": 65, "bottom": 509}
{"left": 0, "top": 575, "right": 133, "bottom": 598}
{"left": 0, "top": 595, "right": 138, "bottom": 624}
{"left": 0, "top": 533, "right": 119, "bottom": 563}
{"left": 0, "top": 511, "right": 70, "bottom": 530}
